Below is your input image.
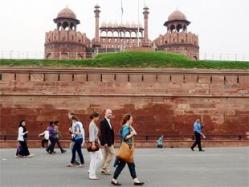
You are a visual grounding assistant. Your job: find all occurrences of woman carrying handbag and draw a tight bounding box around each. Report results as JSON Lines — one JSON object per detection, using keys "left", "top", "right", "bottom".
{"left": 87, "top": 112, "right": 103, "bottom": 180}
{"left": 111, "top": 114, "right": 144, "bottom": 186}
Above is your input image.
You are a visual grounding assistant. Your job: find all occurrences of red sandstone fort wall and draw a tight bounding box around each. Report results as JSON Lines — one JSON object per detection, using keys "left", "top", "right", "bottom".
{"left": 0, "top": 68, "right": 248, "bottom": 147}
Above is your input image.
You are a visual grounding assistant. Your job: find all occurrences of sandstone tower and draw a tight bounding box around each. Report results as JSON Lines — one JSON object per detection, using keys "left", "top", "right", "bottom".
{"left": 142, "top": 6, "right": 151, "bottom": 47}
{"left": 44, "top": 7, "right": 90, "bottom": 60}
{"left": 153, "top": 10, "right": 199, "bottom": 60}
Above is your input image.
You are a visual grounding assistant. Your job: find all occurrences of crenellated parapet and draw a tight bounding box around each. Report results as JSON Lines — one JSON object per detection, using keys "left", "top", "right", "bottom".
{"left": 154, "top": 32, "right": 198, "bottom": 47}
{"left": 45, "top": 30, "right": 90, "bottom": 46}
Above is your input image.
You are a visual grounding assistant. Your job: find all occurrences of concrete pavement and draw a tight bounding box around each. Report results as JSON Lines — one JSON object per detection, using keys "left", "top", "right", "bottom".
{"left": 0, "top": 147, "right": 248, "bottom": 187}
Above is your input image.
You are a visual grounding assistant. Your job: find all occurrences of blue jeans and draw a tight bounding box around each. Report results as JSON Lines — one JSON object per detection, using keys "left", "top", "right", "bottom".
{"left": 71, "top": 138, "right": 84, "bottom": 164}
{"left": 113, "top": 159, "right": 137, "bottom": 179}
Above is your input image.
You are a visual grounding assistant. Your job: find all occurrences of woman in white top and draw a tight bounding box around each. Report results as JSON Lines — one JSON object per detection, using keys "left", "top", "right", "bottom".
{"left": 88, "top": 112, "right": 103, "bottom": 180}
{"left": 16, "top": 120, "right": 32, "bottom": 157}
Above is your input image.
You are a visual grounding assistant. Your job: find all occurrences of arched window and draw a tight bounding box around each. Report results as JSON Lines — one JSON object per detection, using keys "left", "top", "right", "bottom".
{"left": 170, "top": 25, "right": 175, "bottom": 32}
{"left": 177, "top": 24, "right": 182, "bottom": 32}
{"left": 62, "top": 22, "right": 69, "bottom": 30}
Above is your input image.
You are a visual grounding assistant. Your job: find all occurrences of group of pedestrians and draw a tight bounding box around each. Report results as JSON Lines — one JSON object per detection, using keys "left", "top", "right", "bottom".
{"left": 16, "top": 109, "right": 206, "bottom": 186}
{"left": 66, "top": 109, "right": 144, "bottom": 185}
{"left": 39, "top": 121, "right": 66, "bottom": 154}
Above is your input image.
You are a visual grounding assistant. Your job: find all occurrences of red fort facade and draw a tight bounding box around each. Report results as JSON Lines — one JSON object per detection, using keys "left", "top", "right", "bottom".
{"left": 45, "top": 6, "right": 199, "bottom": 60}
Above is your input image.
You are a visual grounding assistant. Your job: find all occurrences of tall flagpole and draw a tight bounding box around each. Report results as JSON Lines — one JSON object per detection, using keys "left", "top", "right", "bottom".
{"left": 137, "top": 0, "right": 140, "bottom": 47}
{"left": 121, "top": 0, "right": 124, "bottom": 51}
{"left": 121, "top": 0, "right": 123, "bottom": 24}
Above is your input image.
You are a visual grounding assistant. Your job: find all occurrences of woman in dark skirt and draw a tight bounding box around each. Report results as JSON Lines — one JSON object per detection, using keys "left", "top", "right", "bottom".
{"left": 16, "top": 120, "right": 33, "bottom": 157}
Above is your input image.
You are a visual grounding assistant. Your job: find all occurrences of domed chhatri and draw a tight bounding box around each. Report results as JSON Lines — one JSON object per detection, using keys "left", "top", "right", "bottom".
{"left": 57, "top": 7, "right": 77, "bottom": 20}
{"left": 154, "top": 10, "right": 199, "bottom": 60}
{"left": 164, "top": 10, "right": 190, "bottom": 31}
{"left": 168, "top": 10, "right": 188, "bottom": 21}
{"left": 53, "top": 7, "right": 80, "bottom": 29}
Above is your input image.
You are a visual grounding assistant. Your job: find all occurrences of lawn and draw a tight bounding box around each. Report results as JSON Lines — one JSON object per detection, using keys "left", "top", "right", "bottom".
{"left": 0, "top": 51, "right": 248, "bottom": 69}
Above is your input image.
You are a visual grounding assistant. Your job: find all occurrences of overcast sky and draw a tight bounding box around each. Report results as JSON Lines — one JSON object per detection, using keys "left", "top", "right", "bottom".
{"left": 0, "top": 0, "right": 249, "bottom": 59}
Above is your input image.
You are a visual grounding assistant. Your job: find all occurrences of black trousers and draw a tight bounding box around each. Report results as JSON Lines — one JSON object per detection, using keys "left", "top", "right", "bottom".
{"left": 55, "top": 138, "right": 64, "bottom": 152}
{"left": 113, "top": 159, "right": 137, "bottom": 180}
{"left": 17, "top": 140, "right": 30, "bottom": 156}
{"left": 191, "top": 132, "right": 202, "bottom": 151}
{"left": 46, "top": 137, "right": 56, "bottom": 154}
{"left": 71, "top": 138, "right": 84, "bottom": 164}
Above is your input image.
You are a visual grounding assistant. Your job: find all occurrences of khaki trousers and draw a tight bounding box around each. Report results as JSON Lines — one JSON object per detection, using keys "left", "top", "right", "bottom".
{"left": 101, "top": 145, "right": 115, "bottom": 172}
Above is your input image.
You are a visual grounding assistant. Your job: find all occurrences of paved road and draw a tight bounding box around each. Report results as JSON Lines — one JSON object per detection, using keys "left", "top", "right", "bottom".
{"left": 0, "top": 148, "right": 248, "bottom": 187}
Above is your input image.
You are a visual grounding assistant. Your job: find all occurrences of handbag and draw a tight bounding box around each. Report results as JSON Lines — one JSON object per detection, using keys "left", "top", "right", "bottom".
{"left": 86, "top": 141, "right": 100, "bottom": 152}
{"left": 116, "top": 142, "right": 134, "bottom": 163}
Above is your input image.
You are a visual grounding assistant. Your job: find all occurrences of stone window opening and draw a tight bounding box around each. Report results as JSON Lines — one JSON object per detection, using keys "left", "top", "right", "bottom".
{"left": 176, "top": 24, "right": 182, "bottom": 32}
{"left": 62, "top": 22, "right": 69, "bottom": 30}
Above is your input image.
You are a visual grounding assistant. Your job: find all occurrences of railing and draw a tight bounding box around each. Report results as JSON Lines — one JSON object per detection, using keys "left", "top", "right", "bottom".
{"left": 1, "top": 50, "right": 249, "bottom": 61}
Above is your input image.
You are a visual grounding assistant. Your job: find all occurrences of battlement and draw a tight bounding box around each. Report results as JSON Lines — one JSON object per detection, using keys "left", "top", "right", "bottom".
{"left": 45, "top": 30, "right": 90, "bottom": 59}
{"left": 45, "top": 30, "right": 90, "bottom": 47}
{"left": 154, "top": 32, "right": 199, "bottom": 47}
{"left": 0, "top": 68, "right": 248, "bottom": 97}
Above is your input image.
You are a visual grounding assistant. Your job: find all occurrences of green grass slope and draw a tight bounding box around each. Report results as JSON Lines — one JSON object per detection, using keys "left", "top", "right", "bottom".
{"left": 0, "top": 51, "right": 248, "bottom": 69}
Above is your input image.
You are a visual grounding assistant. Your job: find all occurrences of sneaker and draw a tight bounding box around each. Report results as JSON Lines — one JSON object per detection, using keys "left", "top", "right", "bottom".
{"left": 111, "top": 180, "right": 121, "bottom": 186}
{"left": 66, "top": 164, "right": 75, "bottom": 167}
{"left": 89, "top": 176, "right": 100, "bottom": 180}
{"left": 77, "top": 164, "right": 84, "bottom": 168}
{"left": 27, "top": 154, "right": 34, "bottom": 158}
{"left": 134, "top": 182, "right": 144, "bottom": 186}
{"left": 74, "top": 161, "right": 80, "bottom": 165}
{"left": 191, "top": 147, "right": 195, "bottom": 151}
